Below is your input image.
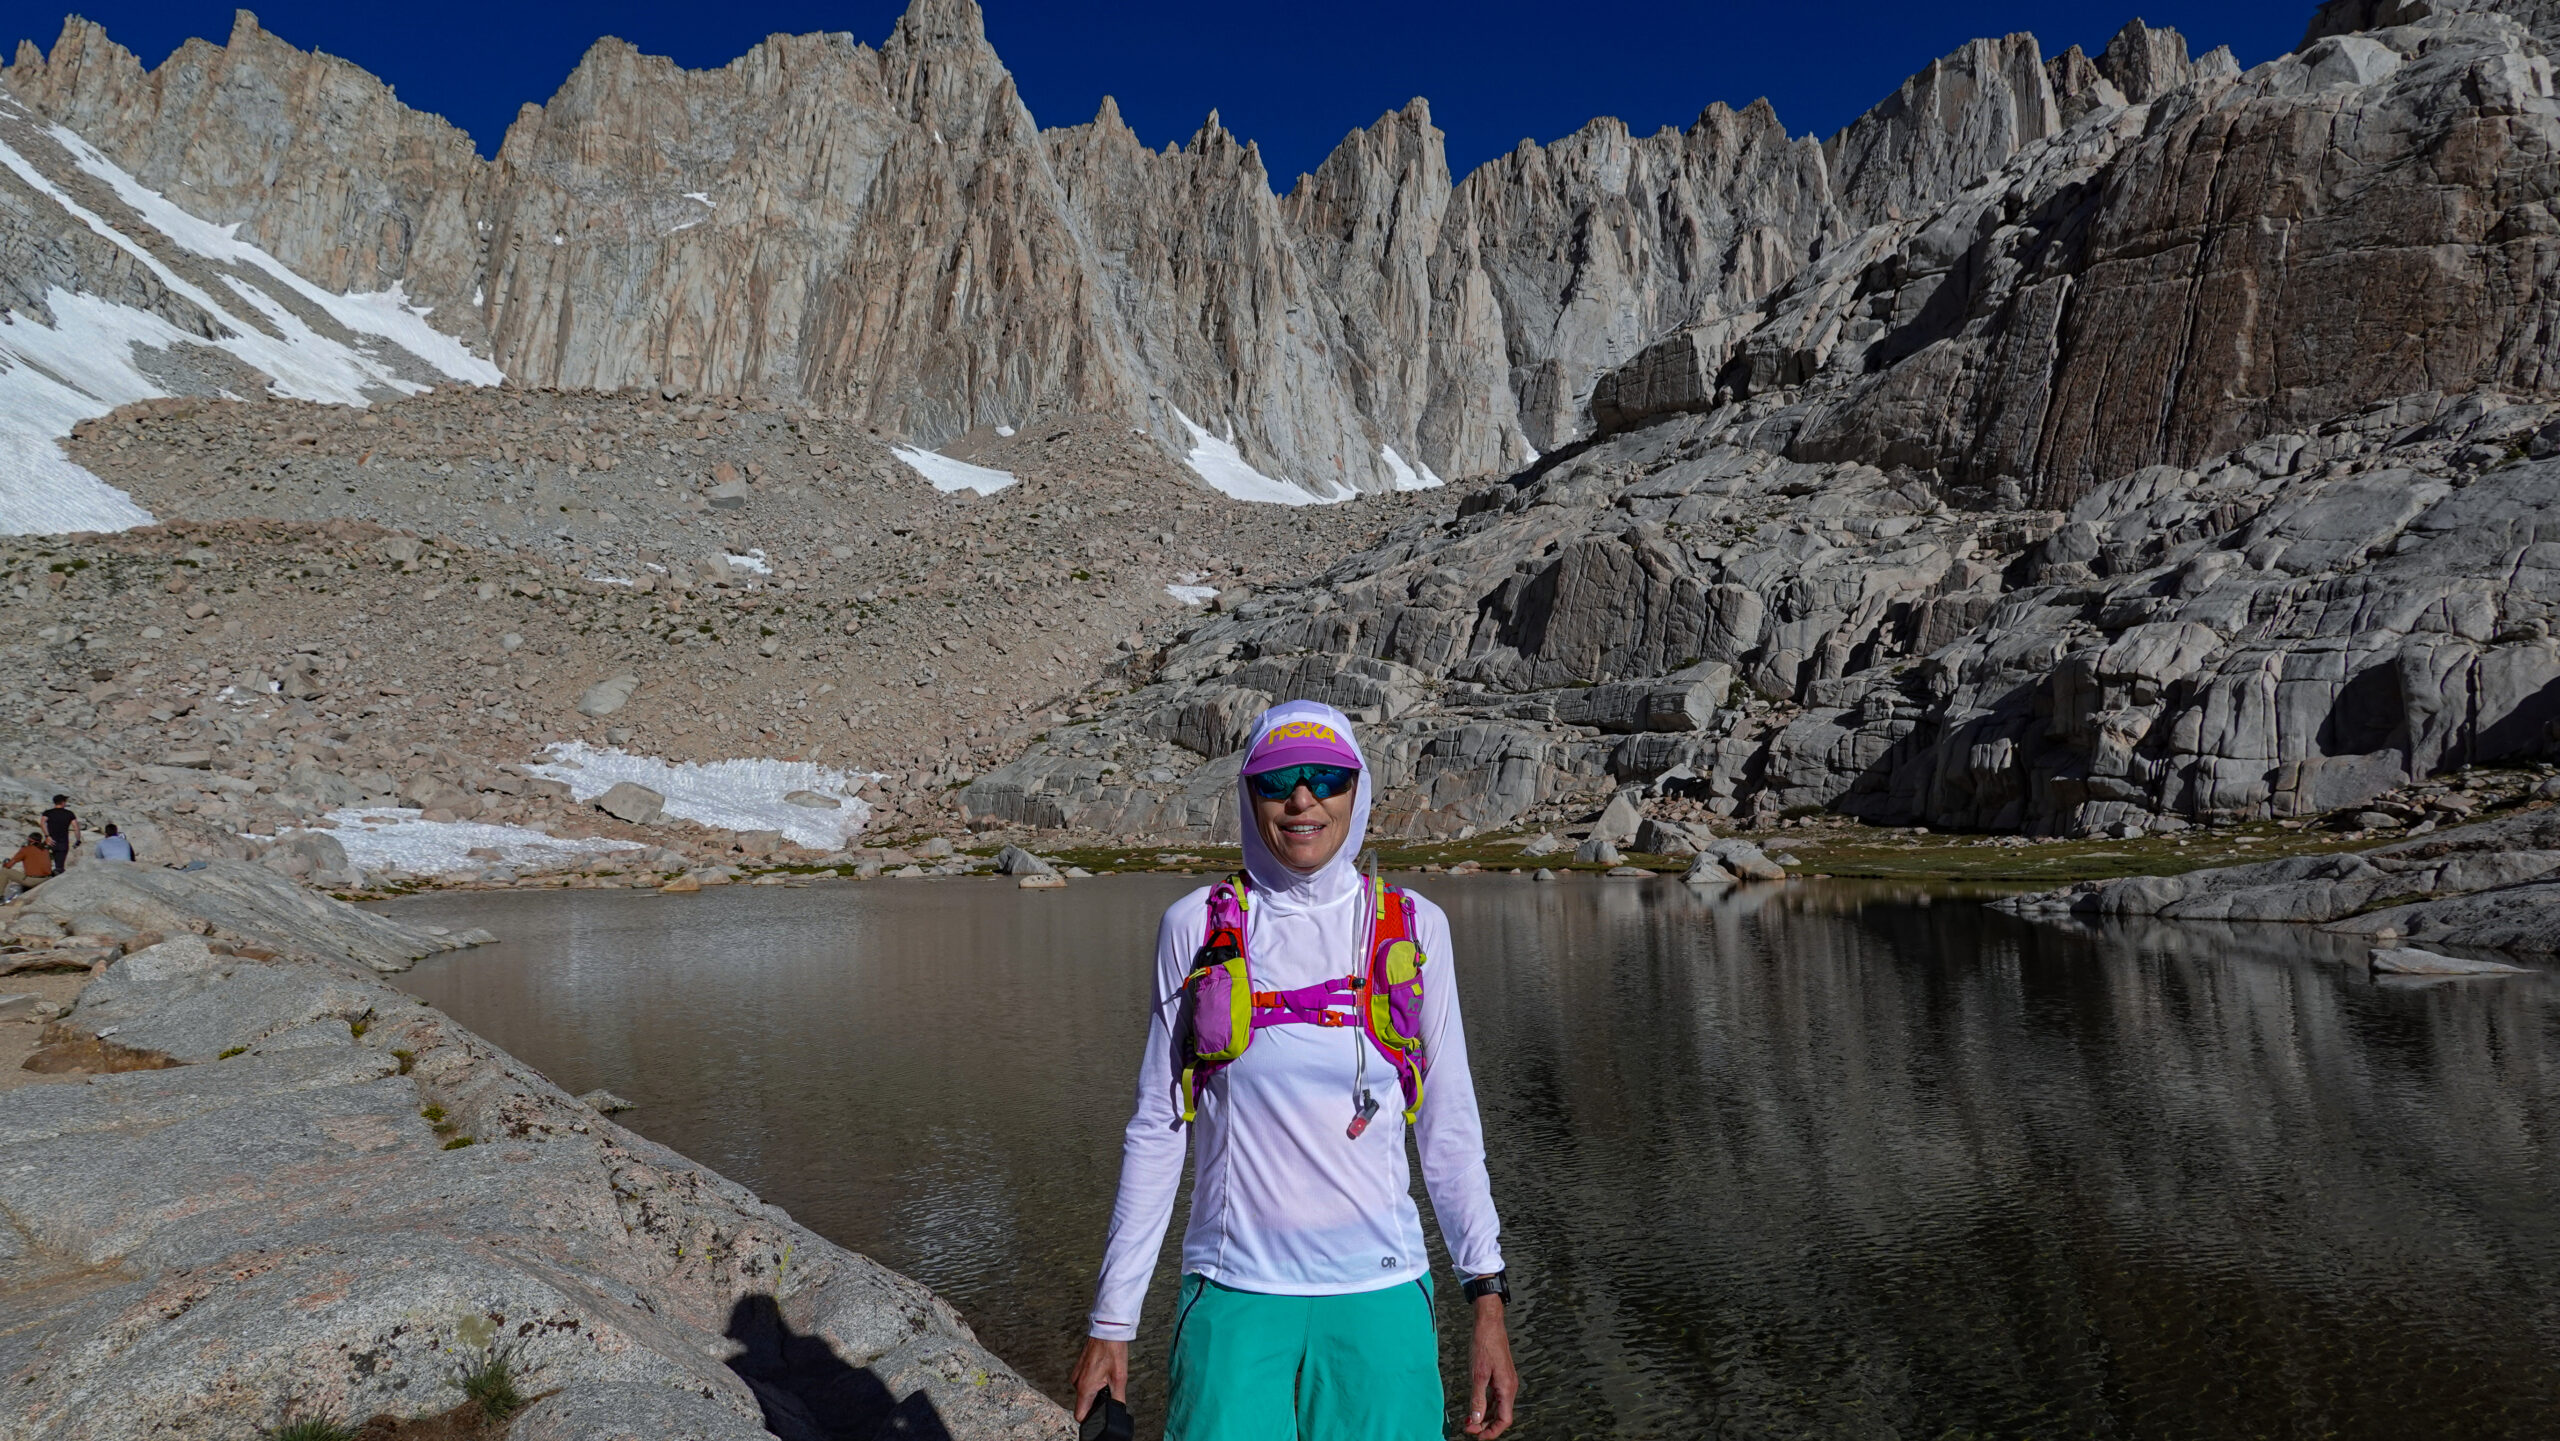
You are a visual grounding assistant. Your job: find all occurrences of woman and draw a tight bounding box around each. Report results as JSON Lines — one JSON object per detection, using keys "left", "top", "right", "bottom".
{"left": 1073, "top": 701, "right": 1519, "bottom": 1439}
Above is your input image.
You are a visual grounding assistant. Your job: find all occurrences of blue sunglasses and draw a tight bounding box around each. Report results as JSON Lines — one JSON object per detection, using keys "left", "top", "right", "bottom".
{"left": 1246, "top": 763, "right": 1361, "bottom": 801}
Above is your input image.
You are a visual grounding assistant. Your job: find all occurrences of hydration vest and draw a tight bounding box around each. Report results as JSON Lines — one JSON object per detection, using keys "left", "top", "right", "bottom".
{"left": 1175, "top": 869, "right": 1429, "bottom": 1136}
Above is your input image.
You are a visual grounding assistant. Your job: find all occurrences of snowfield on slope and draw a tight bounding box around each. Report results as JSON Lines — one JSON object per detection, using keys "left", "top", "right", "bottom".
{"left": 1172, "top": 409, "right": 1350, "bottom": 506}
{"left": 0, "top": 98, "right": 499, "bottom": 536}
{"left": 892, "top": 445, "right": 1018, "bottom": 495}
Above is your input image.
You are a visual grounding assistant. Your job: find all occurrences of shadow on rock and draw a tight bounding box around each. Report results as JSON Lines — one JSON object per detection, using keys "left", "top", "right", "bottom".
{"left": 724, "top": 1294, "right": 954, "bottom": 1441}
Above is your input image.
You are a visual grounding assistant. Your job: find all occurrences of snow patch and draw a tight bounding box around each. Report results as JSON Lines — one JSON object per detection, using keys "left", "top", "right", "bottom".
{"left": 682, "top": 192, "right": 715, "bottom": 206}
{"left": 0, "top": 108, "right": 501, "bottom": 534}
{"left": 1166, "top": 584, "right": 1219, "bottom": 606}
{"left": 46, "top": 123, "right": 500, "bottom": 388}
{"left": 306, "top": 807, "right": 641, "bottom": 877}
{"left": 1172, "top": 408, "right": 1345, "bottom": 506}
{"left": 1379, "top": 445, "right": 1444, "bottom": 491}
{"left": 0, "top": 294, "right": 171, "bottom": 534}
{"left": 722, "top": 549, "right": 771, "bottom": 575}
{"left": 995, "top": 424, "right": 1015, "bottom": 437}
{"left": 528, "top": 743, "right": 879, "bottom": 851}
{"left": 891, "top": 445, "right": 1017, "bottom": 495}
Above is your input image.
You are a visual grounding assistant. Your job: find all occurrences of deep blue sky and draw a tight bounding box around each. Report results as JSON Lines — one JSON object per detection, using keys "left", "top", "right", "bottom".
{"left": 5, "top": 1, "right": 2317, "bottom": 183}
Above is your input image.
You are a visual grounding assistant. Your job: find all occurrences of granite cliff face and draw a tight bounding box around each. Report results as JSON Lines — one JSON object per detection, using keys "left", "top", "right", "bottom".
{"left": 0, "top": 80, "right": 500, "bottom": 534}
{"left": 966, "top": 5, "right": 2560, "bottom": 841}
{"left": 6, "top": 0, "right": 2560, "bottom": 844}
{"left": 3, "top": 0, "right": 2228, "bottom": 500}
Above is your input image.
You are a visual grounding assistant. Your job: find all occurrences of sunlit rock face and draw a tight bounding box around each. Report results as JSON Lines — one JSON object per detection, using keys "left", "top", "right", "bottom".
{"left": 9, "top": 0, "right": 2560, "bottom": 843}
{"left": 0, "top": 2, "right": 2251, "bottom": 500}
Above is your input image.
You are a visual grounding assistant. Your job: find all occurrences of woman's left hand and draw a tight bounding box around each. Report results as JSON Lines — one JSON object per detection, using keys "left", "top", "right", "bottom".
{"left": 1465, "top": 1295, "right": 1518, "bottom": 1437}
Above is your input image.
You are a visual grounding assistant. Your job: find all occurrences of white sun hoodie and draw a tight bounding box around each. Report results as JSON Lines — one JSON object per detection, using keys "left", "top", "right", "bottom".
{"left": 1087, "top": 700, "right": 1505, "bottom": 1340}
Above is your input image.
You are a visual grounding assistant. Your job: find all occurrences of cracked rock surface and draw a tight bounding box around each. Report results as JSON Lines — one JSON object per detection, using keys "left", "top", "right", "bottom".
{"left": 0, "top": 928, "right": 1068, "bottom": 1440}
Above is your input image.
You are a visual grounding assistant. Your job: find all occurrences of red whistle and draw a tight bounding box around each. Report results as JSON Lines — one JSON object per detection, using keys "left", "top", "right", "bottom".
{"left": 1346, "top": 1091, "right": 1380, "bottom": 1139}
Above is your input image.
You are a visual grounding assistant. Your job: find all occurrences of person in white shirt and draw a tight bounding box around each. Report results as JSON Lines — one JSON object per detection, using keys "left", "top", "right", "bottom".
{"left": 1072, "top": 700, "right": 1519, "bottom": 1439}
{"left": 95, "top": 824, "right": 134, "bottom": 862}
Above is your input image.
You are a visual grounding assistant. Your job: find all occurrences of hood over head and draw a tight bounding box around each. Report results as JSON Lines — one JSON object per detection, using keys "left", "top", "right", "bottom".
{"left": 1237, "top": 700, "right": 1371, "bottom": 907}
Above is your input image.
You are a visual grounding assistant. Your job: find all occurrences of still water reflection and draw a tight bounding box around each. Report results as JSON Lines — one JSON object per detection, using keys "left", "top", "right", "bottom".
{"left": 390, "top": 875, "right": 2560, "bottom": 1439}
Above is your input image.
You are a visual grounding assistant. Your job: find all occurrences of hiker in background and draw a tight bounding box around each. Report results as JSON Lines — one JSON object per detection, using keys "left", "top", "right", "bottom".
{"left": 1074, "top": 700, "right": 1518, "bottom": 1440}
{"left": 95, "top": 824, "right": 134, "bottom": 862}
{"left": 40, "top": 795, "right": 79, "bottom": 873}
{"left": 5, "top": 831, "right": 55, "bottom": 899}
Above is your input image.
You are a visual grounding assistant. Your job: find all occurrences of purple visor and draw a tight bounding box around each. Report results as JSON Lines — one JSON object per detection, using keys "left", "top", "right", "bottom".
{"left": 1242, "top": 718, "right": 1362, "bottom": 775}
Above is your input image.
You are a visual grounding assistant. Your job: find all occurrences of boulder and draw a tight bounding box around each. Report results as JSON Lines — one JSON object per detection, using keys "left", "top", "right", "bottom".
{"left": 578, "top": 673, "right": 642, "bottom": 717}
{"left": 1590, "top": 791, "right": 1644, "bottom": 848}
{"left": 285, "top": 759, "right": 367, "bottom": 808}
{"left": 270, "top": 829, "right": 349, "bottom": 875}
{"left": 399, "top": 773, "right": 474, "bottom": 813}
{"left": 1702, "top": 839, "right": 1787, "bottom": 882}
{"left": 1545, "top": 668, "right": 1732, "bottom": 735}
{"left": 2368, "top": 947, "right": 2528, "bottom": 976}
{"left": 1635, "top": 817, "right": 1712, "bottom": 856}
{"left": 994, "top": 845, "right": 1057, "bottom": 876}
{"left": 1574, "top": 837, "right": 1622, "bottom": 865}
{"left": 1684, "top": 855, "right": 1738, "bottom": 885}
{"left": 594, "top": 782, "right": 665, "bottom": 825}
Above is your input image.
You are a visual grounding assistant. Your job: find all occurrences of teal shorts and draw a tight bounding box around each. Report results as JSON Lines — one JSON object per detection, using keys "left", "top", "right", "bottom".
{"left": 1165, "top": 1272, "right": 1443, "bottom": 1441}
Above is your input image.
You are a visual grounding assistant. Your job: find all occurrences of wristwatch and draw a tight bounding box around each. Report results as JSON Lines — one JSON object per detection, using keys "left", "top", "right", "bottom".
{"left": 1461, "top": 1271, "right": 1509, "bottom": 1307}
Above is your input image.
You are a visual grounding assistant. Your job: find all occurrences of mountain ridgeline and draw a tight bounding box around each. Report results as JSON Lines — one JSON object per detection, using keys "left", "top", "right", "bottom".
{"left": 6, "top": 0, "right": 2560, "bottom": 845}
{"left": 3, "top": 0, "right": 2342, "bottom": 500}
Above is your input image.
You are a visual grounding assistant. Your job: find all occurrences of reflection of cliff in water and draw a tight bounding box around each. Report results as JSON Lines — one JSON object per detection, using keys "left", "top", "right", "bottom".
{"left": 395, "top": 877, "right": 2560, "bottom": 1441}
{"left": 1443, "top": 879, "right": 2560, "bottom": 1438}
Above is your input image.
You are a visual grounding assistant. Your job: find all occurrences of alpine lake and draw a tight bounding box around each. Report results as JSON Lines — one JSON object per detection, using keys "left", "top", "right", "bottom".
{"left": 387, "top": 871, "right": 2560, "bottom": 1440}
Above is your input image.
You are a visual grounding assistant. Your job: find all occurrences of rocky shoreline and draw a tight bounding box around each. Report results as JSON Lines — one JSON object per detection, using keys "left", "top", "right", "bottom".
{"left": 0, "top": 861, "right": 1068, "bottom": 1441}
{"left": 1997, "top": 795, "right": 2560, "bottom": 958}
